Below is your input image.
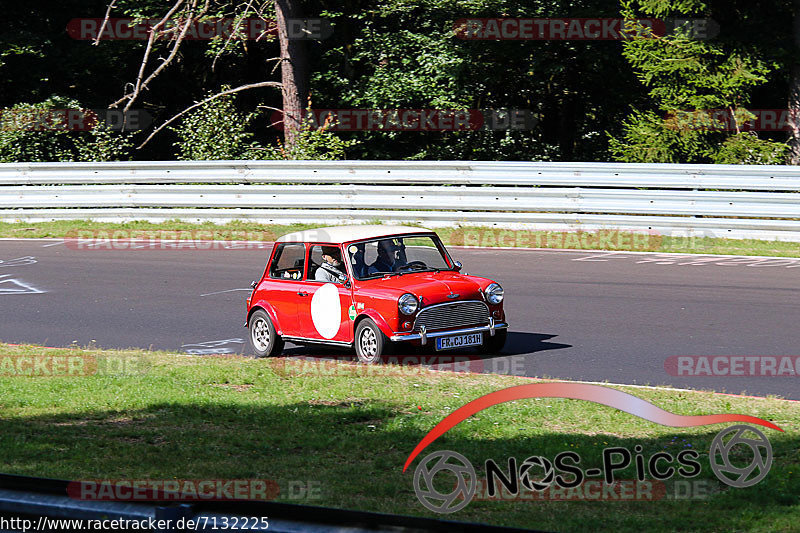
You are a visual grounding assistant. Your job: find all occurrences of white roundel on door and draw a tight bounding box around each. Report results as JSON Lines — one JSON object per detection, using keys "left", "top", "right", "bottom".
{"left": 310, "top": 283, "right": 341, "bottom": 339}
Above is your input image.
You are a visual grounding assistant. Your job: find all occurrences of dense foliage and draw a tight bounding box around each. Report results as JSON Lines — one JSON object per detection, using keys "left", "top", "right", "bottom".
{"left": 608, "top": 0, "right": 789, "bottom": 163}
{"left": 0, "top": 96, "right": 132, "bottom": 162}
{"left": 170, "top": 91, "right": 352, "bottom": 160}
{"left": 0, "top": 0, "right": 797, "bottom": 163}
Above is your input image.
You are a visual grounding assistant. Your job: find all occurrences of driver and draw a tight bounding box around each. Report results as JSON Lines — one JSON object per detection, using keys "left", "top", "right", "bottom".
{"left": 368, "top": 239, "right": 398, "bottom": 274}
{"left": 316, "top": 246, "right": 346, "bottom": 282}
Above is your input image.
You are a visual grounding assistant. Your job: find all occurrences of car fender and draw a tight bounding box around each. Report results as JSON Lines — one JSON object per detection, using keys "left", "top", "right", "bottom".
{"left": 357, "top": 309, "right": 394, "bottom": 338}
{"left": 246, "top": 301, "right": 283, "bottom": 334}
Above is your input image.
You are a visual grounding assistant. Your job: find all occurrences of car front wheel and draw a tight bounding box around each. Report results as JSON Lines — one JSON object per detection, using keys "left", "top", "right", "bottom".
{"left": 247, "top": 309, "right": 284, "bottom": 358}
{"left": 354, "top": 318, "right": 389, "bottom": 364}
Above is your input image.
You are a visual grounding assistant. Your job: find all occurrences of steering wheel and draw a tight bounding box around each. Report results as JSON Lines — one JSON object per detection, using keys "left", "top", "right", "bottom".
{"left": 394, "top": 260, "right": 427, "bottom": 272}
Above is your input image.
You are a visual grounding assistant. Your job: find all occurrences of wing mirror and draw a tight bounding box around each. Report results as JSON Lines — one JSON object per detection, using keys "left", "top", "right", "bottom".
{"left": 453, "top": 260, "right": 463, "bottom": 272}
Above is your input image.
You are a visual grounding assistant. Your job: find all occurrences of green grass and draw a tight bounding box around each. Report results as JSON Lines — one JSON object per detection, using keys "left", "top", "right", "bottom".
{"left": 0, "top": 343, "right": 797, "bottom": 532}
{"left": 0, "top": 219, "right": 799, "bottom": 257}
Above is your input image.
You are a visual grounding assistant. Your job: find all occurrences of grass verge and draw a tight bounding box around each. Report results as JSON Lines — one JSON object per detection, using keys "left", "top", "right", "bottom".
{"left": 0, "top": 219, "right": 799, "bottom": 257}
{"left": 0, "top": 342, "right": 797, "bottom": 532}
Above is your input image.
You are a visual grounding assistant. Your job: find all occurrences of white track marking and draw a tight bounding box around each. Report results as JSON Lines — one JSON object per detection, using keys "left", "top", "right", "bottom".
{"left": 0, "top": 238, "right": 61, "bottom": 243}
{"left": 200, "top": 288, "right": 252, "bottom": 297}
{"left": 570, "top": 251, "right": 800, "bottom": 269}
{"left": 0, "top": 274, "right": 44, "bottom": 294}
{"left": 0, "top": 256, "right": 37, "bottom": 267}
{"left": 572, "top": 252, "right": 628, "bottom": 262}
{"left": 181, "top": 338, "right": 244, "bottom": 355}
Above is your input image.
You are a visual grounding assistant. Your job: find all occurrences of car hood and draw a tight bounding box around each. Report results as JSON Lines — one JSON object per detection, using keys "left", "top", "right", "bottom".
{"left": 359, "top": 271, "right": 485, "bottom": 306}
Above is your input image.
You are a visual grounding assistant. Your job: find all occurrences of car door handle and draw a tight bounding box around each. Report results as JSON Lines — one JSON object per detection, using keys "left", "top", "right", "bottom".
{"left": 297, "top": 291, "right": 308, "bottom": 296}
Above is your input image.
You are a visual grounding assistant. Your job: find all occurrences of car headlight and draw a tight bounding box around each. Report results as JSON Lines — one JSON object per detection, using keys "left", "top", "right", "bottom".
{"left": 398, "top": 293, "right": 419, "bottom": 315}
{"left": 485, "top": 283, "right": 504, "bottom": 304}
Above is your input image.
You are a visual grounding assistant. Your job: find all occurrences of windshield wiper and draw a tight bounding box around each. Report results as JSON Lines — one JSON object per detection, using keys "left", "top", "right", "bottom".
{"left": 361, "top": 271, "right": 401, "bottom": 279}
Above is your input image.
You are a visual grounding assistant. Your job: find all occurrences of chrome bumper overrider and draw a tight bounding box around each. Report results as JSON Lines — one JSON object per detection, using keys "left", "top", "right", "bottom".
{"left": 389, "top": 318, "right": 508, "bottom": 345}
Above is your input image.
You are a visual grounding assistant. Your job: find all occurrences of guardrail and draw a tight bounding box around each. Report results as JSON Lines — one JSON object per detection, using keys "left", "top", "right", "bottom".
{"left": 1, "top": 160, "right": 800, "bottom": 241}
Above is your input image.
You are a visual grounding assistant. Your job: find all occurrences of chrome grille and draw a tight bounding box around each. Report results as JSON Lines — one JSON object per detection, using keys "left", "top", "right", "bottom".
{"left": 414, "top": 301, "right": 490, "bottom": 331}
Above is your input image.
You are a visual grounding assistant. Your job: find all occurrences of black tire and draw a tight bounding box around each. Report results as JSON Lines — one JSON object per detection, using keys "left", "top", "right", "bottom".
{"left": 354, "top": 318, "right": 390, "bottom": 364}
{"left": 247, "top": 309, "right": 284, "bottom": 358}
{"left": 479, "top": 329, "right": 507, "bottom": 354}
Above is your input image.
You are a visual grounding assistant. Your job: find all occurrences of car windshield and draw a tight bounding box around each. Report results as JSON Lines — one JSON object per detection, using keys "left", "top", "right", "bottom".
{"left": 346, "top": 235, "right": 451, "bottom": 280}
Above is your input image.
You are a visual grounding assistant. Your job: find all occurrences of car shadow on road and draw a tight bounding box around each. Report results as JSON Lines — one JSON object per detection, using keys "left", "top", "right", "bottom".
{"left": 499, "top": 332, "right": 571, "bottom": 356}
{"left": 280, "top": 331, "right": 571, "bottom": 367}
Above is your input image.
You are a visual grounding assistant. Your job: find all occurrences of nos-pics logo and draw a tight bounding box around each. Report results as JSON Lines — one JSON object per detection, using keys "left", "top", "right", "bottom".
{"left": 404, "top": 383, "right": 781, "bottom": 514}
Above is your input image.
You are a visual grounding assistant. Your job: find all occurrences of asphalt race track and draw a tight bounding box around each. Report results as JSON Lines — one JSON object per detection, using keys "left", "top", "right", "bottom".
{"left": 1, "top": 238, "right": 799, "bottom": 400}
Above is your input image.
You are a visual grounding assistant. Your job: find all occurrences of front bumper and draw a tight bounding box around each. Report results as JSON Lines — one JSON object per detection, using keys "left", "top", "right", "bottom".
{"left": 389, "top": 318, "right": 509, "bottom": 345}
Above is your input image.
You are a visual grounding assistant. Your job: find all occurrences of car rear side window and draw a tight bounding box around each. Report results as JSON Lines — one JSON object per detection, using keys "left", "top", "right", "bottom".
{"left": 269, "top": 243, "right": 306, "bottom": 279}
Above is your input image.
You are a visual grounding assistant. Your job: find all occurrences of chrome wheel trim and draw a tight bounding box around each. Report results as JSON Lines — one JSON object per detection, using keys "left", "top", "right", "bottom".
{"left": 359, "top": 327, "right": 378, "bottom": 362}
{"left": 251, "top": 317, "right": 270, "bottom": 352}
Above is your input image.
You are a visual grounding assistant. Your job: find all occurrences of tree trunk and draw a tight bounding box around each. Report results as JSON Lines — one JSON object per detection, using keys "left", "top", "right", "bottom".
{"left": 275, "top": 0, "right": 308, "bottom": 149}
{"left": 789, "top": 0, "right": 800, "bottom": 164}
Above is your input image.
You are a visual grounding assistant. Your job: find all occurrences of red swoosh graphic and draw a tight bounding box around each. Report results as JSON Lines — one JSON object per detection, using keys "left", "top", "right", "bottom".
{"left": 403, "top": 383, "right": 783, "bottom": 472}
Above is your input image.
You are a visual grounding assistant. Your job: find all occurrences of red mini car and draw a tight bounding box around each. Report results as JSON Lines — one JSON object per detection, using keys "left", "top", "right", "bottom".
{"left": 245, "top": 225, "right": 508, "bottom": 363}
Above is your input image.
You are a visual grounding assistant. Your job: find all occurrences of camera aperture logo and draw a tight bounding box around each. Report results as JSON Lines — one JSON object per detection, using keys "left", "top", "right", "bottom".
{"left": 413, "top": 451, "right": 477, "bottom": 513}
{"left": 709, "top": 425, "right": 773, "bottom": 488}
{"left": 406, "top": 383, "right": 782, "bottom": 513}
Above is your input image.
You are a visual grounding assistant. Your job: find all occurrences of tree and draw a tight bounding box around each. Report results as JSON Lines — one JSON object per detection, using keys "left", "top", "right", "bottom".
{"left": 170, "top": 90, "right": 265, "bottom": 159}
{"left": 0, "top": 96, "right": 132, "bottom": 162}
{"left": 312, "top": 0, "right": 644, "bottom": 161}
{"left": 3, "top": 0, "right": 795, "bottom": 163}
{"left": 106, "top": 0, "right": 306, "bottom": 150}
{"left": 169, "top": 90, "right": 351, "bottom": 159}
{"left": 789, "top": 0, "right": 800, "bottom": 164}
{"left": 275, "top": 0, "right": 308, "bottom": 148}
{"left": 610, "top": 0, "right": 788, "bottom": 164}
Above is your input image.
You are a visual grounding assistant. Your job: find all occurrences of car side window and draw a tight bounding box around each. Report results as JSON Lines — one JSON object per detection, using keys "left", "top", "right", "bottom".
{"left": 309, "top": 245, "right": 324, "bottom": 280}
{"left": 309, "top": 244, "right": 346, "bottom": 283}
{"left": 269, "top": 243, "right": 306, "bottom": 280}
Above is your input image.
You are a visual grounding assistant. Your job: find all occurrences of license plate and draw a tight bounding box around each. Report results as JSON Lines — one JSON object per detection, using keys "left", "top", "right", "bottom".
{"left": 436, "top": 333, "right": 483, "bottom": 351}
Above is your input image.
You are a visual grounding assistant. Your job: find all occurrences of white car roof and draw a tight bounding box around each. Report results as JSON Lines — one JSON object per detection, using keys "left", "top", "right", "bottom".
{"left": 275, "top": 225, "right": 434, "bottom": 244}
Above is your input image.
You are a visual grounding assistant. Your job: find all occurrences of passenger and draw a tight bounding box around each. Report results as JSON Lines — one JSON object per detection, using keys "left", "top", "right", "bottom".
{"left": 316, "top": 246, "right": 346, "bottom": 282}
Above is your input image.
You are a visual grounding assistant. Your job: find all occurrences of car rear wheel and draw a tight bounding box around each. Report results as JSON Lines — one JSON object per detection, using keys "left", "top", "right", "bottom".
{"left": 247, "top": 309, "right": 284, "bottom": 358}
{"left": 354, "top": 318, "right": 389, "bottom": 364}
{"left": 479, "top": 329, "right": 507, "bottom": 354}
